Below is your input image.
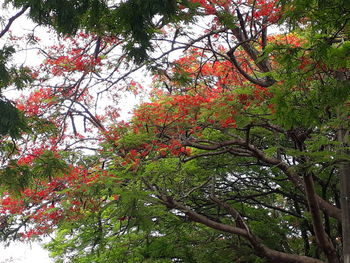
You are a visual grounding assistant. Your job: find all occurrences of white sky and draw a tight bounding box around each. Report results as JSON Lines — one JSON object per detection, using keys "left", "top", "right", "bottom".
{"left": 1, "top": 7, "right": 57, "bottom": 263}
{"left": 0, "top": 5, "right": 143, "bottom": 262}
{"left": 1, "top": 241, "right": 53, "bottom": 263}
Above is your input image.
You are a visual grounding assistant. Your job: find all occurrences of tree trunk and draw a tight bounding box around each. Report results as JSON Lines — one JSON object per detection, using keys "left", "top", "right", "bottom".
{"left": 303, "top": 173, "right": 340, "bottom": 263}
{"left": 338, "top": 128, "right": 350, "bottom": 263}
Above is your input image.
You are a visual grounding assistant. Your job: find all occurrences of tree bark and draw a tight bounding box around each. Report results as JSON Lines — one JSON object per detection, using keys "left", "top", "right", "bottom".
{"left": 161, "top": 195, "right": 326, "bottom": 263}
{"left": 303, "top": 173, "right": 340, "bottom": 263}
{"left": 183, "top": 138, "right": 342, "bottom": 221}
{"left": 338, "top": 128, "right": 350, "bottom": 263}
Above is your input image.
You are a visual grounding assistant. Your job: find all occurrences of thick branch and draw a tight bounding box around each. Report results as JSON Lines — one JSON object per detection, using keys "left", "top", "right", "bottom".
{"left": 245, "top": 142, "right": 342, "bottom": 221}
{"left": 162, "top": 195, "right": 325, "bottom": 263}
{"left": 231, "top": 26, "right": 272, "bottom": 73}
{"left": 303, "top": 174, "right": 340, "bottom": 263}
{"left": 163, "top": 196, "right": 249, "bottom": 237}
{"left": 182, "top": 137, "right": 342, "bottom": 221}
{"left": 227, "top": 48, "right": 274, "bottom": 87}
{"left": 226, "top": 25, "right": 275, "bottom": 87}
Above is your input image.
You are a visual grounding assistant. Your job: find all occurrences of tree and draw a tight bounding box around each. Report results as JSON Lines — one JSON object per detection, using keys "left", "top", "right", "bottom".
{"left": 0, "top": 6, "right": 34, "bottom": 139}
{"left": 0, "top": 0, "right": 349, "bottom": 263}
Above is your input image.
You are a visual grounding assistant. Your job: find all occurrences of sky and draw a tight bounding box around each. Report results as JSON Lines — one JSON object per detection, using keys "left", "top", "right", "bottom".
{"left": 1, "top": 240, "right": 53, "bottom": 263}
{"left": 0, "top": 6, "right": 54, "bottom": 263}
{"left": 0, "top": 5, "right": 140, "bottom": 262}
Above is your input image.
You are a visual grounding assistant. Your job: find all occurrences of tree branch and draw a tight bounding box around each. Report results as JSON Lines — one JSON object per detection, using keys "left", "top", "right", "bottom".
{"left": 182, "top": 136, "right": 342, "bottom": 221}
{"left": 161, "top": 195, "right": 325, "bottom": 263}
{"left": 303, "top": 173, "right": 340, "bottom": 263}
{"left": 227, "top": 47, "right": 274, "bottom": 87}
{"left": 0, "top": 6, "right": 29, "bottom": 39}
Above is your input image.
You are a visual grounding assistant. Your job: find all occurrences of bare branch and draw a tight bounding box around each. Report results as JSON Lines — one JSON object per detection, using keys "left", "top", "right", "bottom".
{"left": 0, "top": 6, "right": 29, "bottom": 39}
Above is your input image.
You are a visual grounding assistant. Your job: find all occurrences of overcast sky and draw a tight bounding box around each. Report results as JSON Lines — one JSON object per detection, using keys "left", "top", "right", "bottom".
{"left": 0, "top": 5, "right": 141, "bottom": 262}
{"left": 1, "top": 6, "right": 53, "bottom": 263}
{"left": 1, "top": 241, "right": 53, "bottom": 263}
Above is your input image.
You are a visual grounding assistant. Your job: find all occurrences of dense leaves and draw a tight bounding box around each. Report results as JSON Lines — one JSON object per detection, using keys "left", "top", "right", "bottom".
{"left": 0, "top": 1, "right": 350, "bottom": 263}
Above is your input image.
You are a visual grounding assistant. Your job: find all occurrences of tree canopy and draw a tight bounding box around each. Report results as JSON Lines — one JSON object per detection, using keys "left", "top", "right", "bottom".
{"left": 0, "top": 0, "right": 350, "bottom": 263}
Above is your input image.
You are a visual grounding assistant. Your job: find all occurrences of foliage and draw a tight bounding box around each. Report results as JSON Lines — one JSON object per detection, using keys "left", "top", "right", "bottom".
{"left": 0, "top": 1, "right": 349, "bottom": 263}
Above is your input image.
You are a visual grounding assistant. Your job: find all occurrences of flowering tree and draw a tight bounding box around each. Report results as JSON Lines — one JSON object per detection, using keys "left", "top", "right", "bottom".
{"left": 0, "top": 0, "right": 350, "bottom": 263}
{"left": 0, "top": 4, "right": 140, "bottom": 240}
